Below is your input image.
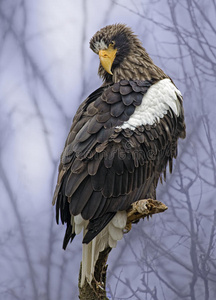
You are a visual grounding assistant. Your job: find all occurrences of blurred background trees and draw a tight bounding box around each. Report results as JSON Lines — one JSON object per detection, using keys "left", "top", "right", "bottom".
{"left": 0, "top": 0, "right": 215, "bottom": 299}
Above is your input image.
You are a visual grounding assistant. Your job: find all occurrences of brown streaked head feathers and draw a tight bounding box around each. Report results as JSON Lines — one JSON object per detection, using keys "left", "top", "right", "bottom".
{"left": 90, "top": 24, "right": 167, "bottom": 82}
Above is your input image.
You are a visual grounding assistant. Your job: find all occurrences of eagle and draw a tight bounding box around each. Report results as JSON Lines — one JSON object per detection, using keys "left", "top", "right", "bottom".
{"left": 52, "top": 24, "right": 186, "bottom": 286}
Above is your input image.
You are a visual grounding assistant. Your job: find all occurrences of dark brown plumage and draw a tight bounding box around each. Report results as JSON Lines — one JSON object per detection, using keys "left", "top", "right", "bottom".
{"left": 53, "top": 24, "right": 186, "bottom": 254}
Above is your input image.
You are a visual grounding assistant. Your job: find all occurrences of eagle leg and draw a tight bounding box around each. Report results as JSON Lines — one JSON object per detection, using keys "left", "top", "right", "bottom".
{"left": 125, "top": 199, "right": 168, "bottom": 232}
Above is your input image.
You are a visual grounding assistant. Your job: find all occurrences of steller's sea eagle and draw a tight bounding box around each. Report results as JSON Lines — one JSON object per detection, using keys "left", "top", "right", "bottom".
{"left": 52, "top": 24, "right": 186, "bottom": 286}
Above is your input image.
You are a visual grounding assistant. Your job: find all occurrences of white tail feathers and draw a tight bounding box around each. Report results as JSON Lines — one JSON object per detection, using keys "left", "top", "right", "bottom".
{"left": 74, "top": 211, "right": 127, "bottom": 287}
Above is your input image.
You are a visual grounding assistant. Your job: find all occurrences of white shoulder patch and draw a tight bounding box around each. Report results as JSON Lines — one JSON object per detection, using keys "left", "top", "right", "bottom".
{"left": 120, "top": 78, "right": 182, "bottom": 130}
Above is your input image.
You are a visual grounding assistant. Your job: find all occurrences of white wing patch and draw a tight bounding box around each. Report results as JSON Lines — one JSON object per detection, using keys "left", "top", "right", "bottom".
{"left": 120, "top": 78, "right": 182, "bottom": 130}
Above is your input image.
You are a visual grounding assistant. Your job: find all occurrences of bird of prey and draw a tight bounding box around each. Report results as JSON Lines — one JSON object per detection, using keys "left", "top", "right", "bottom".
{"left": 52, "top": 24, "right": 186, "bottom": 286}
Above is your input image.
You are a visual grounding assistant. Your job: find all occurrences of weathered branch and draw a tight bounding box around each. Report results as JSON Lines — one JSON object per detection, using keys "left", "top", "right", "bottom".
{"left": 79, "top": 247, "right": 111, "bottom": 300}
{"left": 78, "top": 198, "right": 168, "bottom": 299}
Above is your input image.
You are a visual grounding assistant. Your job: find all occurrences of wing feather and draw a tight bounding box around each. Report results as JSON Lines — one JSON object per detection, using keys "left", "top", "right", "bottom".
{"left": 81, "top": 191, "right": 103, "bottom": 220}
{"left": 69, "top": 177, "right": 92, "bottom": 215}
{"left": 103, "top": 170, "right": 115, "bottom": 198}
{"left": 65, "top": 169, "right": 88, "bottom": 198}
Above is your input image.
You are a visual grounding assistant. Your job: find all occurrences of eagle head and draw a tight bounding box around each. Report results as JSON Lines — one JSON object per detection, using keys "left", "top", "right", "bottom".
{"left": 90, "top": 24, "right": 147, "bottom": 81}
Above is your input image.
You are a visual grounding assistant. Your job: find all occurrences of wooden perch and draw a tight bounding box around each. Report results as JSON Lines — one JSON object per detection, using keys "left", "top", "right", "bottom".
{"left": 78, "top": 199, "right": 168, "bottom": 300}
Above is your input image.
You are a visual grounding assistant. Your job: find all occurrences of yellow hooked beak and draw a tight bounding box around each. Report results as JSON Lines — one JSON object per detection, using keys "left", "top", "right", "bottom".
{"left": 99, "top": 44, "right": 117, "bottom": 75}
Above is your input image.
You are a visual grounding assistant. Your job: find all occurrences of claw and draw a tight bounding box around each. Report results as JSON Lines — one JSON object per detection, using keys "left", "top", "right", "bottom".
{"left": 125, "top": 199, "right": 167, "bottom": 231}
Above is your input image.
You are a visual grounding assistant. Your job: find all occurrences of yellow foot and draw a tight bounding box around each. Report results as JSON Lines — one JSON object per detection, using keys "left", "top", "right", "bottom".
{"left": 125, "top": 199, "right": 168, "bottom": 232}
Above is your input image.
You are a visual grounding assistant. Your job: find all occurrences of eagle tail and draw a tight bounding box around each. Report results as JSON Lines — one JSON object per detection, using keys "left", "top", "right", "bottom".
{"left": 80, "top": 211, "right": 127, "bottom": 287}
{"left": 83, "top": 212, "right": 115, "bottom": 244}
